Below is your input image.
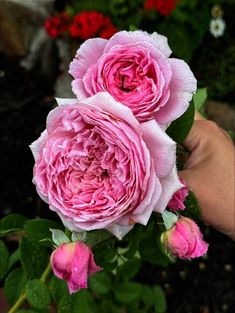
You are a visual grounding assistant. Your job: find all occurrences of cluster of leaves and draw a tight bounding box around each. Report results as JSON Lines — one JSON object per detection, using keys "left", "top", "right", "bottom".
{"left": 0, "top": 214, "right": 169, "bottom": 313}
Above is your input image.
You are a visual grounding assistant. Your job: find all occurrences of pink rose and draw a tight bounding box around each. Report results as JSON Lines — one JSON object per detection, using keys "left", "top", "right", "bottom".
{"left": 167, "top": 178, "right": 189, "bottom": 211}
{"left": 50, "top": 241, "right": 101, "bottom": 294}
{"left": 69, "top": 30, "right": 197, "bottom": 124}
{"left": 30, "top": 92, "right": 182, "bottom": 239}
{"left": 161, "top": 216, "right": 208, "bottom": 259}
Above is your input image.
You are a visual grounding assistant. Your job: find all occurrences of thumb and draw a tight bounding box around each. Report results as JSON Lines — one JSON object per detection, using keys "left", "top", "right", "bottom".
{"left": 182, "top": 120, "right": 204, "bottom": 152}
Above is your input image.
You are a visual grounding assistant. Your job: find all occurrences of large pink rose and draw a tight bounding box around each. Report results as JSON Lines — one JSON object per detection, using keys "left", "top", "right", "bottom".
{"left": 161, "top": 216, "right": 208, "bottom": 259}
{"left": 50, "top": 241, "right": 101, "bottom": 294}
{"left": 69, "top": 30, "right": 197, "bottom": 124}
{"left": 30, "top": 92, "right": 182, "bottom": 239}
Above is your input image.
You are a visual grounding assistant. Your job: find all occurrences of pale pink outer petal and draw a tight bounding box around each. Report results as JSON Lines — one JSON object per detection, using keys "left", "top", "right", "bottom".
{"left": 71, "top": 79, "right": 90, "bottom": 99}
{"left": 150, "top": 32, "right": 172, "bottom": 57}
{"left": 55, "top": 98, "right": 78, "bottom": 106}
{"left": 155, "top": 58, "right": 197, "bottom": 125}
{"left": 69, "top": 38, "right": 107, "bottom": 78}
{"left": 140, "top": 120, "right": 176, "bottom": 177}
{"left": 104, "top": 30, "right": 170, "bottom": 58}
{"left": 154, "top": 166, "right": 183, "bottom": 213}
{"left": 82, "top": 92, "right": 140, "bottom": 132}
{"left": 30, "top": 130, "right": 48, "bottom": 161}
{"left": 107, "top": 224, "right": 134, "bottom": 240}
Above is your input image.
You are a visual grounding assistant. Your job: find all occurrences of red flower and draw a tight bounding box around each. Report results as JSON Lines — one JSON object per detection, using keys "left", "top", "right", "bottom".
{"left": 45, "top": 13, "right": 71, "bottom": 38}
{"left": 69, "top": 11, "right": 117, "bottom": 40}
{"left": 144, "top": 0, "right": 179, "bottom": 16}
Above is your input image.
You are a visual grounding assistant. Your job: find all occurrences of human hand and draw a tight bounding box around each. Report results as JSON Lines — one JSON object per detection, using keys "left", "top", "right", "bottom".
{"left": 179, "top": 112, "right": 235, "bottom": 240}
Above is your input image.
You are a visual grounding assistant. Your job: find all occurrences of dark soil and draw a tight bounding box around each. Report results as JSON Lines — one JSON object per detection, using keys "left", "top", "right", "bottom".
{"left": 0, "top": 55, "right": 234, "bottom": 313}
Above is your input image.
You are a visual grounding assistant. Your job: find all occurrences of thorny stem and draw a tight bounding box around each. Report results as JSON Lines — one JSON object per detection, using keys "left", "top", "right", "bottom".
{"left": 7, "top": 263, "right": 51, "bottom": 313}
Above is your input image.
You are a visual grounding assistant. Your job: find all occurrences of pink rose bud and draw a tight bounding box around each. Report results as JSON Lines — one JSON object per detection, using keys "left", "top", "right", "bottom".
{"left": 167, "top": 179, "right": 189, "bottom": 211}
{"left": 50, "top": 241, "right": 102, "bottom": 294}
{"left": 161, "top": 216, "right": 208, "bottom": 259}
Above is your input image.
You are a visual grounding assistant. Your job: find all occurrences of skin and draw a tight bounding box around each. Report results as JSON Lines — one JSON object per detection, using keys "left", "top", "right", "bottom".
{"left": 179, "top": 112, "right": 235, "bottom": 240}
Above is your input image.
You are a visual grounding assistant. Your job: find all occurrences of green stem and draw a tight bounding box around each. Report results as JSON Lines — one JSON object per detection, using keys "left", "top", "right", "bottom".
{"left": 7, "top": 263, "right": 51, "bottom": 313}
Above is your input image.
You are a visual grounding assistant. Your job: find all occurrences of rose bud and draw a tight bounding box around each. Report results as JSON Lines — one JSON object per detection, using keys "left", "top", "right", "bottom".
{"left": 161, "top": 216, "right": 208, "bottom": 259}
{"left": 50, "top": 241, "right": 102, "bottom": 294}
{"left": 167, "top": 179, "right": 189, "bottom": 211}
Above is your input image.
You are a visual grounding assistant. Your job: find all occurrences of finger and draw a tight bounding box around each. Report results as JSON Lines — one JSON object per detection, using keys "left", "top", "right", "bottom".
{"left": 182, "top": 120, "right": 202, "bottom": 152}
{"left": 194, "top": 111, "right": 204, "bottom": 120}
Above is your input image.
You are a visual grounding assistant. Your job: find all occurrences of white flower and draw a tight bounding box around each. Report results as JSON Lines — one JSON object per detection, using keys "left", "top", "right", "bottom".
{"left": 210, "top": 18, "right": 226, "bottom": 38}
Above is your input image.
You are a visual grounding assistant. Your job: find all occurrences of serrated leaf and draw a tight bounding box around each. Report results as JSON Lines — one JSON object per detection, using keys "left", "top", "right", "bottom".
{"left": 24, "top": 219, "right": 62, "bottom": 242}
{"left": 142, "top": 285, "right": 154, "bottom": 307}
{"left": 0, "top": 214, "right": 27, "bottom": 236}
{"left": 4, "top": 268, "right": 27, "bottom": 305}
{"left": 193, "top": 88, "right": 207, "bottom": 112}
{"left": 162, "top": 211, "right": 178, "bottom": 230}
{"left": 153, "top": 285, "right": 167, "bottom": 313}
{"left": 73, "top": 290, "right": 96, "bottom": 313}
{"left": 139, "top": 226, "right": 170, "bottom": 268}
{"left": 86, "top": 230, "right": 113, "bottom": 247}
{"left": 20, "top": 236, "right": 49, "bottom": 279}
{"left": 89, "top": 272, "right": 111, "bottom": 294}
{"left": 166, "top": 100, "right": 195, "bottom": 143}
{"left": 49, "top": 275, "right": 69, "bottom": 302}
{"left": 115, "top": 282, "right": 142, "bottom": 304}
{"left": 0, "top": 239, "right": 9, "bottom": 280}
{"left": 50, "top": 229, "right": 70, "bottom": 246}
{"left": 117, "top": 257, "right": 141, "bottom": 280}
{"left": 124, "top": 225, "right": 143, "bottom": 258}
{"left": 98, "top": 300, "right": 120, "bottom": 313}
{"left": 8, "top": 248, "right": 21, "bottom": 271}
{"left": 26, "top": 279, "right": 50, "bottom": 309}
{"left": 58, "top": 295, "right": 73, "bottom": 313}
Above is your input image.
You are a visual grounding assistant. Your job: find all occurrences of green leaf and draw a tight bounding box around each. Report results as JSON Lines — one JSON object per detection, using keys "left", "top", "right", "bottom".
{"left": 139, "top": 223, "right": 170, "bottom": 267}
{"left": 115, "top": 282, "right": 142, "bottom": 304}
{"left": 117, "top": 257, "right": 141, "bottom": 280}
{"left": 89, "top": 271, "right": 112, "bottom": 294}
{"left": 166, "top": 100, "right": 195, "bottom": 144}
{"left": 153, "top": 285, "right": 167, "bottom": 313}
{"left": 142, "top": 285, "right": 154, "bottom": 307}
{"left": 58, "top": 295, "right": 73, "bottom": 313}
{"left": 0, "top": 214, "right": 27, "bottom": 236}
{"left": 98, "top": 300, "right": 120, "bottom": 313}
{"left": 20, "top": 236, "right": 49, "bottom": 279}
{"left": 49, "top": 275, "right": 69, "bottom": 302}
{"left": 26, "top": 279, "right": 50, "bottom": 309}
{"left": 124, "top": 225, "right": 143, "bottom": 258}
{"left": 4, "top": 268, "right": 27, "bottom": 305}
{"left": 162, "top": 211, "right": 178, "bottom": 230}
{"left": 8, "top": 248, "right": 21, "bottom": 270}
{"left": 24, "top": 219, "right": 62, "bottom": 242}
{"left": 0, "top": 239, "right": 9, "bottom": 280}
{"left": 86, "top": 230, "right": 113, "bottom": 247}
{"left": 72, "top": 290, "right": 96, "bottom": 313}
{"left": 181, "top": 190, "right": 201, "bottom": 222}
{"left": 50, "top": 229, "right": 70, "bottom": 246}
{"left": 193, "top": 88, "right": 207, "bottom": 112}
